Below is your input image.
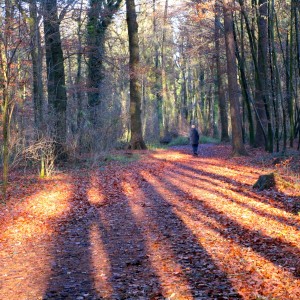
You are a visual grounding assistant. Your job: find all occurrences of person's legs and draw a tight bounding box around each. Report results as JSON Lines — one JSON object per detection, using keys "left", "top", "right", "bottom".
{"left": 192, "top": 144, "right": 198, "bottom": 155}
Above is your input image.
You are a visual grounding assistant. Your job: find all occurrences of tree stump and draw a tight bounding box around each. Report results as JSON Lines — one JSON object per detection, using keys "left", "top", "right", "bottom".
{"left": 253, "top": 173, "right": 276, "bottom": 191}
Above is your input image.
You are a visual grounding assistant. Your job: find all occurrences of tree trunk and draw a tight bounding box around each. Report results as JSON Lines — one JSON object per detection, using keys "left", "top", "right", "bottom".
{"left": 239, "top": 1, "right": 266, "bottom": 148}
{"left": 223, "top": 0, "right": 247, "bottom": 156}
{"left": 233, "top": 21, "right": 256, "bottom": 147}
{"left": 75, "top": 0, "right": 84, "bottom": 151}
{"left": 255, "top": 0, "right": 273, "bottom": 151}
{"left": 161, "top": 0, "right": 169, "bottom": 135}
{"left": 87, "top": 0, "right": 122, "bottom": 126}
{"left": 126, "top": 0, "right": 147, "bottom": 149}
{"left": 43, "top": 0, "right": 67, "bottom": 159}
{"left": 288, "top": 1, "right": 296, "bottom": 147}
{"left": 153, "top": 0, "right": 163, "bottom": 137}
{"left": 274, "top": 10, "right": 288, "bottom": 151}
{"left": 295, "top": 0, "right": 300, "bottom": 78}
{"left": 1, "top": 0, "right": 15, "bottom": 201}
{"left": 268, "top": 0, "right": 280, "bottom": 152}
{"left": 1, "top": 85, "right": 10, "bottom": 202}
{"left": 29, "top": 0, "right": 44, "bottom": 132}
{"left": 215, "top": 5, "right": 229, "bottom": 142}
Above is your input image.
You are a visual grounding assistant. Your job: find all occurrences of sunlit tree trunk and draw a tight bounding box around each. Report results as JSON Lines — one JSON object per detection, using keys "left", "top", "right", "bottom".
{"left": 288, "top": 0, "right": 297, "bottom": 147}
{"left": 126, "top": 0, "right": 147, "bottom": 149}
{"left": 296, "top": 0, "right": 300, "bottom": 78}
{"left": 233, "top": 20, "right": 255, "bottom": 147}
{"left": 223, "top": 0, "right": 247, "bottom": 156}
{"left": 1, "top": 81, "right": 10, "bottom": 202}
{"left": 161, "top": 0, "right": 169, "bottom": 135}
{"left": 153, "top": 0, "right": 163, "bottom": 137}
{"left": 0, "top": 0, "right": 16, "bottom": 201}
{"left": 215, "top": 4, "right": 229, "bottom": 142}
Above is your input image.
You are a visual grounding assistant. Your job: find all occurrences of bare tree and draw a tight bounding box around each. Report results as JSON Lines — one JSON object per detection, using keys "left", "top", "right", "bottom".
{"left": 223, "top": 0, "right": 247, "bottom": 156}
{"left": 43, "top": 0, "right": 68, "bottom": 159}
{"left": 126, "top": 0, "right": 147, "bottom": 149}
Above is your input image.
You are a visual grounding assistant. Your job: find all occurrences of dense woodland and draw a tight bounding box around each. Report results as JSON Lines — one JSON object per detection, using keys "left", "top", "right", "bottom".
{"left": 1, "top": 1, "right": 300, "bottom": 298}
{"left": 0, "top": 0, "right": 300, "bottom": 198}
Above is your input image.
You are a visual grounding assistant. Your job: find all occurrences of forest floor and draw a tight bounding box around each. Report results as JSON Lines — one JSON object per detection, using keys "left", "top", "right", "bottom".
{"left": 0, "top": 144, "right": 299, "bottom": 300}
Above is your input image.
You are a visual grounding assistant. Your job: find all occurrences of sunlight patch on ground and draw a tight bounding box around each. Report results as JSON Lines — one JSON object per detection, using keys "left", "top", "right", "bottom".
{"left": 2, "top": 177, "right": 73, "bottom": 243}
{"left": 143, "top": 169, "right": 300, "bottom": 299}
{"left": 0, "top": 242, "right": 52, "bottom": 299}
{"left": 169, "top": 164, "right": 300, "bottom": 247}
{"left": 89, "top": 223, "right": 113, "bottom": 299}
{"left": 0, "top": 176, "right": 74, "bottom": 299}
{"left": 150, "top": 150, "right": 189, "bottom": 161}
{"left": 175, "top": 206, "right": 300, "bottom": 299}
{"left": 87, "top": 175, "right": 106, "bottom": 206}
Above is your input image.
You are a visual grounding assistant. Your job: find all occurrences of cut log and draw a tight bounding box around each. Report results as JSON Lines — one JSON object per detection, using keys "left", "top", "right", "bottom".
{"left": 253, "top": 173, "right": 276, "bottom": 191}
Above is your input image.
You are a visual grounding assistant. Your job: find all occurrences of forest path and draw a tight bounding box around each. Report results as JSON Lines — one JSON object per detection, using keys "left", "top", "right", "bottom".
{"left": 0, "top": 144, "right": 300, "bottom": 299}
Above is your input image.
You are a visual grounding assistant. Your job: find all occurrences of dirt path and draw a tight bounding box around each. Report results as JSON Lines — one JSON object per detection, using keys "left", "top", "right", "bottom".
{"left": 0, "top": 145, "right": 299, "bottom": 299}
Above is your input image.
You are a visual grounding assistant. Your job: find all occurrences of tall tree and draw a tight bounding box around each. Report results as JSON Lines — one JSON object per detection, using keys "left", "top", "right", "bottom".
{"left": 153, "top": 0, "right": 163, "bottom": 137}
{"left": 87, "top": 0, "right": 122, "bottom": 125}
{"left": 0, "top": 0, "right": 27, "bottom": 200}
{"left": 233, "top": 18, "right": 255, "bottom": 146}
{"left": 126, "top": 0, "right": 147, "bottom": 149}
{"left": 223, "top": 0, "right": 247, "bottom": 156}
{"left": 215, "top": 2, "right": 229, "bottom": 142}
{"left": 161, "top": 0, "right": 169, "bottom": 135}
{"left": 255, "top": 0, "right": 273, "bottom": 151}
{"left": 43, "top": 0, "right": 68, "bottom": 158}
{"left": 29, "top": 0, "right": 44, "bottom": 131}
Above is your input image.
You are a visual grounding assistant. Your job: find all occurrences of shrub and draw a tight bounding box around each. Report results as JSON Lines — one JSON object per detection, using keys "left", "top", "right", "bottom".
{"left": 168, "top": 136, "right": 189, "bottom": 146}
{"left": 200, "top": 136, "right": 220, "bottom": 144}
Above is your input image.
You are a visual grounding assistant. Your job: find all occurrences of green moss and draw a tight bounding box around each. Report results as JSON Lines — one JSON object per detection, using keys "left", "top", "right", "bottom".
{"left": 168, "top": 136, "right": 189, "bottom": 146}
{"left": 146, "top": 143, "right": 168, "bottom": 150}
{"left": 199, "top": 136, "right": 220, "bottom": 144}
{"left": 104, "top": 153, "right": 140, "bottom": 164}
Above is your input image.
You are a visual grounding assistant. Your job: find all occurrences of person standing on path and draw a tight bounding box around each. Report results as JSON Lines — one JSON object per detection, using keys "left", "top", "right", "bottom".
{"left": 190, "top": 124, "right": 200, "bottom": 156}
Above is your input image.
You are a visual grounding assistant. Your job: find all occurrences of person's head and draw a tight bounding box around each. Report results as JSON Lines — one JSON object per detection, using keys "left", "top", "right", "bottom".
{"left": 191, "top": 124, "right": 195, "bottom": 129}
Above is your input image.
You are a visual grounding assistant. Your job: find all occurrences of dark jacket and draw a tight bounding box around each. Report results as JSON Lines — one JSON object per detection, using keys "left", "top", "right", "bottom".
{"left": 190, "top": 128, "right": 199, "bottom": 144}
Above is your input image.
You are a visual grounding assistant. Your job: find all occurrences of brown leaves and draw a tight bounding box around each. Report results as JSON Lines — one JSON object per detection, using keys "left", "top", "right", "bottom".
{"left": 0, "top": 145, "right": 300, "bottom": 299}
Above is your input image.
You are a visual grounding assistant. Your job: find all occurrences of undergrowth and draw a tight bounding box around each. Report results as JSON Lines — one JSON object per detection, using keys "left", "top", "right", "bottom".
{"left": 104, "top": 153, "right": 140, "bottom": 164}
{"left": 148, "top": 135, "right": 220, "bottom": 149}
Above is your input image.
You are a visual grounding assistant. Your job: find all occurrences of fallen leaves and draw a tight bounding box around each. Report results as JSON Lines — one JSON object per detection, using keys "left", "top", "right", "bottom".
{"left": 0, "top": 145, "right": 299, "bottom": 299}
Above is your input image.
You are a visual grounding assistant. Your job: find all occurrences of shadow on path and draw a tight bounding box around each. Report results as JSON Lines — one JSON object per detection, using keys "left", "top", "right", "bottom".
{"left": 156, "top": 170, "right": 300, "bottom": 279}
{"left": 43, "top": 175, "right": 99, "bottom": 300}
{"left": 138, "top": 170, "right": 242, "bottom": 299}
{"left": 93, "top": 174, "right": 163, "bottom": 299}
{"left": 43, "top": 171, "right": 163, "bottom": 299}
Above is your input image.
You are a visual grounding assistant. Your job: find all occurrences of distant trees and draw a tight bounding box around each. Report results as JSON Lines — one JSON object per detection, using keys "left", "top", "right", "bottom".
{"left": 191, "top": 0, "right": 300, "bottom": 154}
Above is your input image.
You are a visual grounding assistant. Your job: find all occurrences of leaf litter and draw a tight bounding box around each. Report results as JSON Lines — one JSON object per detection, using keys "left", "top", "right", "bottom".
{"left": 0, "top": 144, "right": 299, "bottom": 299}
